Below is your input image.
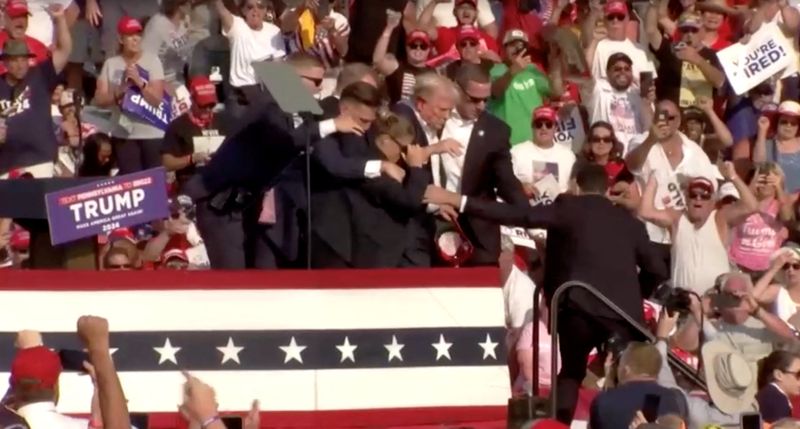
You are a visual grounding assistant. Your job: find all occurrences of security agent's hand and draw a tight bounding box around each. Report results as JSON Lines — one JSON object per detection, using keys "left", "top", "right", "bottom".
{"left": 405, "top": 144, "right": 428, "bottom": 168}
{"left": 423, "top": 184, "right": 461, "bottom": 207}
{"left": 380, "top": 161, "right": 406, "bottom": 183}
{"left": 333, "top": 115, "right": 365, "bottom": 136}
{"left": 77, "top": 315, "right": 111, "bottom": 353}
{"left": 428, "top": 138, "right": 463, "bottom": 157}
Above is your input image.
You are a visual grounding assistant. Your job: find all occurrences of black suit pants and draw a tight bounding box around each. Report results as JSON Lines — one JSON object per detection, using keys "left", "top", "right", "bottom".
{"left": 555, "top": 307, "right": 643, "bottom": 425}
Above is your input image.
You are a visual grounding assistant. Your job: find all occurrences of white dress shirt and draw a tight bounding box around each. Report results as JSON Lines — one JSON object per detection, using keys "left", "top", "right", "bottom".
{"left": 439, "top": 110, "right": 476, "bottom": 192}
{"left": 17, "top": 401, "right": 90, "bottom": 429}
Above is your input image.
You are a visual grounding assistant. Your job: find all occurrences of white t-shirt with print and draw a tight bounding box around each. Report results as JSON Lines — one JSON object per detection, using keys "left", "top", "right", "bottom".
{"left": 223, "top": 16, "right": 286, "bottom": 87}
{"left": 591, "top": 39, "right": 657, "bottom": 83}
{"left": 415, "top": 0, "right": 495, "bottom": 27}
{"left": 553, "top": 107, "right": 586, "bottom": 153}
{"left": 631, "top": 133, "right": 720, "bottom": 244}
{"left": 24, "top": 0, "right": 73, "bottom": 46}
{"left": 511, "top": 141, "right": 576, "bottom": 204}
{"left": 589, "top": 78, "right": 648, "bottom": 154}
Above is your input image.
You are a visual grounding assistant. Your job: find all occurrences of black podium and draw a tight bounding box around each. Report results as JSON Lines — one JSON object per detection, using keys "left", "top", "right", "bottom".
{"left": 0, "top": 178, "right": 99, "bottom": 269}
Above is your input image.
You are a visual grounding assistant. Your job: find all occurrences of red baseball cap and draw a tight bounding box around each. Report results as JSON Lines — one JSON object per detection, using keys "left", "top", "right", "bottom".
{"left": 5, "top": 0, "right": 30, "bottom": 19}
{"left": 604, "top": 0, "right": 628, "bottom": 16}
{"left": 10, "top": 346, "right": 62, "bottom": 389}
{"left": 407, "top": 30, "right": 430, "bottom": 45}
{"left": 533, "top": 106, "right": 557, "bottom": 122}
{"left": 117, "top": 16, "right": 143, "bottom": 35}
{"left": 189, "top": 76, "right": 217, "bottom": 107}
{"left": 108, "top": 227, "right": 137, "bottom": 244}
{"left": 456, "top": 25, "right": 481, "bottom": 43}
{"left": 9, "top": 228, "right": 29, "bottom": 251}
{"left": 455, "top": 0, "right": 478, "bottom": 7}
{"left": 687, "top": 177, "right": 715, "bottom": 194}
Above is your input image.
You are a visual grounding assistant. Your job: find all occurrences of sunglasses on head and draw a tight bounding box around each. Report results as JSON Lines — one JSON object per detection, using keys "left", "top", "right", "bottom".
{"left": 458, "top": 39, "right": 479, "bottom": 48}
{"left": 408, "top": 42, "right": 429, "bottom": 50}
{"left": 301, "top": 75, "right": 323, "bottom": 86}
{"left": 606, "top": 14, "right": 626, "bottom": 21}
{"left": 688, "top": 191, "right": 712, "bottom": 201}
{"left": 590, "top": 136, "right": 613, "bottom": 143}
{"left": 534, "top": 120, "right": 554, "bottom": 129}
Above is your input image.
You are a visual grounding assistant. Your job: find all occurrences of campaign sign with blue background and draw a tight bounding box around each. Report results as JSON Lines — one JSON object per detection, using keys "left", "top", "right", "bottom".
{"left": 120, "top": 65, "right": 173, "bottom": 130}
{"left": 45, "top": 168, "right": 169, "bottom": 245}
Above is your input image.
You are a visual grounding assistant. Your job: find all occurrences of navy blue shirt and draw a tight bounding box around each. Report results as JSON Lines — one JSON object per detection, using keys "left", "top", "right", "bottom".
{"left": 0, "top": 59, "right": 59, "bottom": 175}
{"left": 757, "top": 384, "right": 793, "bottom": 423}
{"left": 589, "top": 380, "right": 688, "bottom": 429}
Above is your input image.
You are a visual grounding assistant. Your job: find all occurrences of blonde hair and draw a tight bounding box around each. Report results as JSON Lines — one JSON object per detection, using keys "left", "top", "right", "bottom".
{"left": 373, "top": 111, "right": 415, "bottom": 143}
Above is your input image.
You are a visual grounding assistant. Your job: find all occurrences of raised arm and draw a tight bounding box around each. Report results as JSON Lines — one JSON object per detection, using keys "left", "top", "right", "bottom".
{"left": 50, "top": 5, "right": 73, "bottom": 73}
{"left": 215, "top": 0, "right": 235, "bottom": 33}
{"left": 753, "top": 115, "right": 770, "bottom": 163}
{"left": 718, "top": 161, "right": 759, "bottom": 226}
{"left": 638, "top": 174, "right": 680, "bottom": 229}
{"left": 752, "top": 253, "right": 789, "bottom": 305}
{"left": 373, "top": 12, "right": 401, "bottom": 76}
{"left": 644, "top": 0, "right": 664, "bottom": 50}
{"left": 697, "top": 97, "right": 733, "bottom": 147}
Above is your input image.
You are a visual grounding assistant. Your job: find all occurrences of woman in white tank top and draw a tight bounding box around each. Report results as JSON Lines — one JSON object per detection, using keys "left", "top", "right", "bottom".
{"left": 752, "top": 245, "right": 800, "bottom": 329}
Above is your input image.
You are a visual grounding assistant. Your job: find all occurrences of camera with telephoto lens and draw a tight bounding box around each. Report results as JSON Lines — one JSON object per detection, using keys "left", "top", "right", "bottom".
{"left": 652, "top": 282, "right": 693, "bottom": 316}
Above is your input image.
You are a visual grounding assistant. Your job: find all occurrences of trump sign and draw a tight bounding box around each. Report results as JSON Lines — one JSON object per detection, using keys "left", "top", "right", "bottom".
{"left": 44, "top": 167, "right": 169, "bottom": 245}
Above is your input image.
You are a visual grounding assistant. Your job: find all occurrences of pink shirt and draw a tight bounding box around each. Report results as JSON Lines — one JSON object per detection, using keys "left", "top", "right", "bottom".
{"left": 729, "top": 200, "right": 787, "bottom": 271}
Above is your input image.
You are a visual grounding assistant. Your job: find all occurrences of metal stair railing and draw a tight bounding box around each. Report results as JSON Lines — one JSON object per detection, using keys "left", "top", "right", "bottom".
{"left": 542, "top": 280, "right": 708, "bottom": 417}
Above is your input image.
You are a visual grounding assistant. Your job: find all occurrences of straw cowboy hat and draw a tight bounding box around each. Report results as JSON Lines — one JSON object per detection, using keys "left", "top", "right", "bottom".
{"left": 701, "top": 340, "right": 758, "bottom": 415}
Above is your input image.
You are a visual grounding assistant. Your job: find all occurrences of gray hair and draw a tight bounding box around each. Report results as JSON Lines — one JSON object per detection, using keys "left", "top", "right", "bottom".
{"left": 411, "top": 72, "right": 458, "bottom": 104}
{"left": 717, "top": 271, "right": 753, "bottom": 291}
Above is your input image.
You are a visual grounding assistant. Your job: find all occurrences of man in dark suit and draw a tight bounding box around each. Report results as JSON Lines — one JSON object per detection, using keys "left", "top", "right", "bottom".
{"left": 185, "top": 53, "right": 364, "bottom": 269}
{"left": 393, "top": 65, "right": 528, "bottom": 266}
{"left": 423, "top": 163, "right": 668, "bottom": 424}
{"left": 309, "top": 82, "right": 406, "bottom": 268}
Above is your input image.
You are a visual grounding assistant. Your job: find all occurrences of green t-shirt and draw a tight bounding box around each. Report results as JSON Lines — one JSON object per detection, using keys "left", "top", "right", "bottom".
{"left": 489, "top": 63, "right": 551, "bottom": 146}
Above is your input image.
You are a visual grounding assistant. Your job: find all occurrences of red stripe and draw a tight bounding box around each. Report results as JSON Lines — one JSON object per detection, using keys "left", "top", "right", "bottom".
{"left": 0, "top": 268, "right": 500, "bottom": 291}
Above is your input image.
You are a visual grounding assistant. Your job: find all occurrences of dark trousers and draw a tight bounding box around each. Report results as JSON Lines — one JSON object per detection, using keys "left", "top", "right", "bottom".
{"left": 310, "top": 232, "right": 350, "bottom": 268}
{"left": 555, "top": 307, "right": 642, "bottom": 425}
{"left": 112, "top": 137, "right": 163, "bottom": 175}
{"left": 639, "top": 241, "right": 671, "bottom": 298}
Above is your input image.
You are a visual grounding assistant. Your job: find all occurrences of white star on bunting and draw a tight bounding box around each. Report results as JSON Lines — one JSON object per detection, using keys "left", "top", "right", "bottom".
{"left": 432, "top": 334, "right": 453, "bottom": 361}
{"left": 279, "top": 336, "right": 307, "bottom": 364}
{"left": 153, "top": 338, "right": 181, "bottom": 365}
{"left": 478, "top": 333, "right": 498, "bottom": 360}
{"left": 336, "top": 336, "right": 357, "bottom": 363}
{"left": 217, "top": 337, "right": 244, "bottom": 364}
{"left": 384, "top": 335, "right": 405, "bottom": 362}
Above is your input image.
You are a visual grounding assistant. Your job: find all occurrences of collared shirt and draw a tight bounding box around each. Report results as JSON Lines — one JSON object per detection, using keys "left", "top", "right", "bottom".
{"left": 17, "top": 401, "right": 90, "bottom": 429}
{"left": 412, "top": 109, "right": 446, "bottom": 213}
{"left": 439, "top": 110, "right": 475, "bottom": 193}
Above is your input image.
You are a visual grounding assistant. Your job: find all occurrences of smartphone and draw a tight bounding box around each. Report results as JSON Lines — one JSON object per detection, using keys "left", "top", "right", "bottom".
{"left": 642, "top": 394, "right": 660, "bottom": 423}
{"left": 58, "top": 349, "right": 90, "bottom": 372}
{"left": 130, "top": 413, "right": 149, "bottom": 429}
{"left": 741, "top": 412, "right": 762, "bottom": 429}
{"left": 222, "top": 416, "right": 243, "bottom": 429}
{"left": 640, "top": 71, "right": 653, "bottom": 97}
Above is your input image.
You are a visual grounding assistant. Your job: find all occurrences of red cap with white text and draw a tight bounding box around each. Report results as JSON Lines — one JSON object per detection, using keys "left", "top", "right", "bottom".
{"left": 117, "top": 16, "right": 143, "bottom": 35}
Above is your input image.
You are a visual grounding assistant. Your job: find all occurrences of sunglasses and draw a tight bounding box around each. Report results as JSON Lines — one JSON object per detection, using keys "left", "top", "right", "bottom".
{"left": 680, "top": 27, "right": 699, "bottom": 34}
{"left": 781, "top": 368, "right": 800, "bottom": 377}
{"left": 780, "top": 119, "right": 799, "bottom": 126}
{"left": 106, "top": 263, "right": 133, "bottom": 270}
{"left": 463, "top": 93, "right": 488, "bottom": 104}
{"left": 785, "top": 262, "right": 800, "bottom": 271}
{"left": 590, "top": 136, "right": 613, "bottom": 143}
{"left": 408, "top": 43, "right": 429, "bottom": 50}
{"left": 458, "top": 40, "right": 479, "bottom": 48}
{"left": 534, "top": 120, "right": 554, "bottom": 129}
{"left": 606, "top": 14, "right": 626, "bottom": 21}
{"left": 301, "top": 75, "right": 323, "bottom": 86}
{"left": 688, "top": 191, "right": 712, "bottom": 201}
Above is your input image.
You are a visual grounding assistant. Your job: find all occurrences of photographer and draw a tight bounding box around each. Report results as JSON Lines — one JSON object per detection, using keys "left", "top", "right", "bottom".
{"left": 655, "top": 308, "right": 756, "bottom": 429}
{"left": 671, "top": 272, "right": 796, "bottom": 362}
{"left": 141, "top": 196, "right": 209, "bottom": 269}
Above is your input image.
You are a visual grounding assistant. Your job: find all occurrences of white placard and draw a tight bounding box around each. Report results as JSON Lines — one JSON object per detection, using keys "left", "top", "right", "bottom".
{"left": 717, "top": 22, "right": 792, "bottom": 95}
{"left": 193, "top": 135, "right": 225, "bottom": 154}
{"left": 500, "top": 226, "right": 537, "bottom": 249}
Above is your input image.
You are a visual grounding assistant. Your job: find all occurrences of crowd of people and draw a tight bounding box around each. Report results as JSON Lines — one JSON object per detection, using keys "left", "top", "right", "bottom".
{"left": 5, "top": 0, "right": 800, "bottom": 427}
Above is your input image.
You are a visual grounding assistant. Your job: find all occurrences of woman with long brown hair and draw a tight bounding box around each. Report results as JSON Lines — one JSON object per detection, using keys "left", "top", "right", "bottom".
{"left": 573, "top": 121, "right": 639, "bottom": 209}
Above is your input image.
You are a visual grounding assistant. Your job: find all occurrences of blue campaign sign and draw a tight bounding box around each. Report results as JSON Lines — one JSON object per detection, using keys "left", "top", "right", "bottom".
{"left": 44, "top": 168, "right": 170, "bottom": 245}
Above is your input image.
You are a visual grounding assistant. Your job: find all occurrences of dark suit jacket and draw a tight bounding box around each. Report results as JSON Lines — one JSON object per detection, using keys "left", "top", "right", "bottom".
{"left": 319, "top": 96, "right": 340, "bottom": 119}
{"left": 757, "top": 384, "right": 793, "bottom": 423}
{"left": 392, "top": 102, "right": 528, "bottom": 266}
{"left": 348, "top": 157, "right": 430, "bottom": 268}
{"left": 464, "top": 193, "right": 668, "bottom": 321}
